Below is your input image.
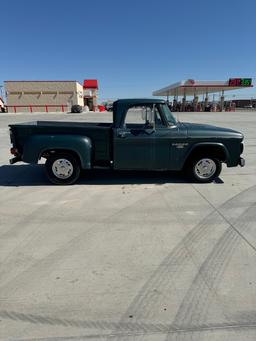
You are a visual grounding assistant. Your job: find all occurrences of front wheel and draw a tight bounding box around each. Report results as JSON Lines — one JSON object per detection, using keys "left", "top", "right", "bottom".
{"left": 45, "top": 153, "right": 81, "bottom": 185}
{"left": 188, "top": 156, "right": 222, "bottom": 183}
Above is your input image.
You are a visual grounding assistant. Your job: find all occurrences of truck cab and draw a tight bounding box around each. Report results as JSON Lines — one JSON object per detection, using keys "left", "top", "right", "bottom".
{"left": 112, "top": 99, "right": 185, "bottom": 171}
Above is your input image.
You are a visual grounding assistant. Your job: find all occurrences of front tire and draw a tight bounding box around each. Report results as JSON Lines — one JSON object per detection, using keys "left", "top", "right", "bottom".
{"left": 188, "top": 156, "right": 222, "bottom": 183}
{"left": 45, "top": 153, "right": 81, "bottom": 185}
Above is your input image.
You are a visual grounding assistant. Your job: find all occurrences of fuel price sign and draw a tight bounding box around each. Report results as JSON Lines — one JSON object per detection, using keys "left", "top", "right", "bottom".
{"left": 229, "top": 78, "right": 252, "bottom": 87}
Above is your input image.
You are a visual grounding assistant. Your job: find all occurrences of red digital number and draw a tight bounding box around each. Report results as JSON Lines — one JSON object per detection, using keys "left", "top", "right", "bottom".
{"left": 229, "top": 78, "right": 241, "bottom": 86}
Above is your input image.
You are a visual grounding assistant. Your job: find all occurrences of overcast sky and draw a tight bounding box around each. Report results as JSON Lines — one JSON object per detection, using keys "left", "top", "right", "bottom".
{"left": 1, "top": 0, "right": 256, "bottom": 101}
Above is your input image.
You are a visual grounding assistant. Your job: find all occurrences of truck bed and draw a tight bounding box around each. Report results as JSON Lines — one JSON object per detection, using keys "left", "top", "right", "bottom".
{"left": 9, "top": 121, "right": 113, "bottom": 164}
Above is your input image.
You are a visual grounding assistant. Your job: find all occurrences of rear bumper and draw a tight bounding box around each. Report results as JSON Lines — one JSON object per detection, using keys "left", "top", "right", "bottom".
{"left": 239, "top": 157, "right": 245, "bottom": 167}
{"left": 9, "top": 156, "right": 22, "bottom": 164}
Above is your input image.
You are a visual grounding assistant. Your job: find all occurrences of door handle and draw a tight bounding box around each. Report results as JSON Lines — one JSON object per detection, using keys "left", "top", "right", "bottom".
{"left": 118, "top": 131, "right": 130, "bottom": 138}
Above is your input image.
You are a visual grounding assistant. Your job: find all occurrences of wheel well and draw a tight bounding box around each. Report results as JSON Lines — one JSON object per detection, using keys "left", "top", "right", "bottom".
{"left": 41, "top": 149, "right": 81, "bottom": 165}
{"left": 184, "top": 145, "right": 227, "bottom": 167}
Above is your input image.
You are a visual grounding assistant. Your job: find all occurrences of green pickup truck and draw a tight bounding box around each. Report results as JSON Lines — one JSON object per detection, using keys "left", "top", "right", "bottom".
{"left": 9, "top": 98, "right": 245, "bottom": 185}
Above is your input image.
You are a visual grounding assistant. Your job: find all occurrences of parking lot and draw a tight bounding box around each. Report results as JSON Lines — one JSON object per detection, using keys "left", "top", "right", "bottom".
{"left": 0, "top": 110, "right": 256, "bottom": 340}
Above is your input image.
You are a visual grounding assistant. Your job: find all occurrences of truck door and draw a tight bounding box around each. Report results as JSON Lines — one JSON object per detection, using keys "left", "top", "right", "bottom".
{"left": 153, "top": 104, "right": 188, "bottom": 170}
{"left": 113, "top": 105, "right": 155, "bottom": 170}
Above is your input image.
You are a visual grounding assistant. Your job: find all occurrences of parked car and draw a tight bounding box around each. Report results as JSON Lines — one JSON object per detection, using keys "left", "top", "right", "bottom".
{"left": 105, "top": 103, "right": 113, "bottom": 112}
{"left": 9, "top": 98, "right": 245, "bottom": 184}
{"left": 0, "top": 97, "right": 6, "bottom": 112}
{"left": 71, "top": 104, "right": 83, "bottom": 113}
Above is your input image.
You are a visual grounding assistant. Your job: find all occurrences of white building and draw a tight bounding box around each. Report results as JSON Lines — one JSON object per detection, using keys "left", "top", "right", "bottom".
{"left": 5, "top": 80, "right": 84, "bottom": 113}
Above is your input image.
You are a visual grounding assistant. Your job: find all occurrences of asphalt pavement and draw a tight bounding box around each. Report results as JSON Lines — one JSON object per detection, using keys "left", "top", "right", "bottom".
{"left": 0, "top": 110, "right": 256, "bottom": 341}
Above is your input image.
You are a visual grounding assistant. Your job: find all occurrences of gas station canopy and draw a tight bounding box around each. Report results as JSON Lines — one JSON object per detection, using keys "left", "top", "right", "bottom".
{"left": 153, "top": 78, "right": 253, "bottom": 97}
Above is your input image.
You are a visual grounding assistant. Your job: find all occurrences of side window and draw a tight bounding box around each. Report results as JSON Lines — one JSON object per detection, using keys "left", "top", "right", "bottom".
{"left": 124, "top": 106, "right": 154, "bottom": 129}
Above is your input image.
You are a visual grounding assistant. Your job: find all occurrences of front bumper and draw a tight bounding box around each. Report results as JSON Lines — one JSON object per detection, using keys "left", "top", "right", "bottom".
{"left": 239, "top": 157, "right": 245, "bottom": 167}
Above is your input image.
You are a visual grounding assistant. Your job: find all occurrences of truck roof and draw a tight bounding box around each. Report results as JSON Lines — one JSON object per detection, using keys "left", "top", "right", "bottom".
{"left": 113, "top": 98, "right": 166, "bottom": 128}
{"left": 114, "top": 98, "right": 166, "bottom": 105}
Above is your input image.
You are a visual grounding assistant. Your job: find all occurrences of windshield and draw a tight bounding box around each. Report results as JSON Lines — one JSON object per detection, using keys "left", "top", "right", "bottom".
{"left": 160, "top": 104, "right": 177, "bottom": 125}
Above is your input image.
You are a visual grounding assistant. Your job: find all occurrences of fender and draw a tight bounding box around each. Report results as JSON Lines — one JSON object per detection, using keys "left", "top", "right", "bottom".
{"left": 22, "top": 134, "right": 92, "bottom": 169}
{"left": 182, "top": 142, "right": 230, "bottom": 167}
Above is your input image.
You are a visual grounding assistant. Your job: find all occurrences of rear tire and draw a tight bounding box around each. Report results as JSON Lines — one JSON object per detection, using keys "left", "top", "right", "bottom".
{"left": 45, "top": 153, "right": 81, "bottom": 185}
{"left": 188, "top": 156, "right": 222, "bottom": 183}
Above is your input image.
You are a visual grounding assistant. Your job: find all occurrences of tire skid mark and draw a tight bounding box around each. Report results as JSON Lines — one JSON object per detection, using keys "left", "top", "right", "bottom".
{"left": 117, "top": 185, "right": 230, "bottom": 318}
{"left": 0, "top": 186, "right": 72, "bottom": 239}
{"left": 0, "top": 187, "right": 72, "bottom": 261}
{"left": 174, "top": 228, "right": 238, "bottom": 326}
{"left": 0, "top": 187, "right": 75, "bottom": 285}
{"left": 112, "top": 215, "right": 226, "bottom": 341}
{"left": 124, "top": 214, "right": 222, "bottom": 319}
{"left": 168, "top": 202, "right": 256, "bottom": 341}
{"left": 171, "top": 229, "right": 238, "bottom": 341}
{"left": 0, "top": 186, "right": 51, "bottom": 220}
{"left": 2, "top": 185, "right": 256, "bottom": 340}
{"left": 107, "top": 185, "right": 256, "bottom": 341}
{"left": 137, "top": 189, "right": 253, "bottom": 318}
{"left": 0, "top": 187, "right": 37, "bottom": 204}
{"left": 0, "top": 188, "right": 159, "bottom": 294}
{"left": 193, "top": 185, "right": 256, "bottom": 255}
{"left": 2, "top": 310, "right": 256, "bottom": 338}
{"left": 0, "top": 309, "right": 172, "bottom": 334}
{"left": 0, "top": 186, "right": 98, "bottom": 285}
{"left": 117, "top": 212, "right": 221, "bottom": 325}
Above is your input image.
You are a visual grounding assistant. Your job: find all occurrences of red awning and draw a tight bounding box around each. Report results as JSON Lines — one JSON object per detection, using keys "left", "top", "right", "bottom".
{"left": 83, "top": 79, "right": 98, "bottom": 89}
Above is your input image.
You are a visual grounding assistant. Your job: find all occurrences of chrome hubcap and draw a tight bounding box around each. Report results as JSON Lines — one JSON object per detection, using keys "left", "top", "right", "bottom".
{"left": 195, "top": 158, "right": 216, "bottom": 179}
{"left": 52, "top": 159, "right": 73, "bottom": 179}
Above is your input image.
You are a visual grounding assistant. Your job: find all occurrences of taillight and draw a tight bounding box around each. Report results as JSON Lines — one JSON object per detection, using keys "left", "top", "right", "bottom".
{"left": 10, "top": 147, "right": 18, "bottom": 156}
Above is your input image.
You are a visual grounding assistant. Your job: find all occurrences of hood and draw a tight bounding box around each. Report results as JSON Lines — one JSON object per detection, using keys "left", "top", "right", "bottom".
{"left": 182, "top": 122, "right": 244, "bottom": 140}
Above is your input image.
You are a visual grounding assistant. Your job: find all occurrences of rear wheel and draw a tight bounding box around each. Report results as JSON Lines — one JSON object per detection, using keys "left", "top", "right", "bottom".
{"left": 45, "top": 153, "right": 81, "bottom": 185}
{"left": 188, "top": 156, "right": 222, "bottom": 183}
